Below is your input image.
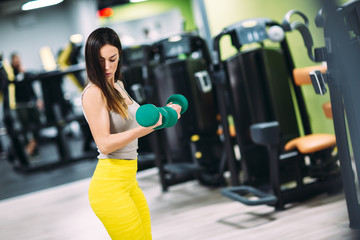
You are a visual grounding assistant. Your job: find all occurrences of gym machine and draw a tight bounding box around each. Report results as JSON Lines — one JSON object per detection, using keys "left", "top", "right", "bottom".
{"left": 147, "top": 33, "right": 224, "bottom": 191}
{"left": 283, "top": 0, "right": 360, "bottom": 228}
{"left": 58, "top": 35, "right": 86, "bottom": 90}
{"left": 121, "top": 44, "right": 156, "bottom": 171}
{"left": 122, "top": 45, "right": 152, "bottom": 105}
{"left": 212, "top": 18, "right": 342, "bottom": 210}
{"left": 2, "top": 62, "right": 96, "bottom": 172}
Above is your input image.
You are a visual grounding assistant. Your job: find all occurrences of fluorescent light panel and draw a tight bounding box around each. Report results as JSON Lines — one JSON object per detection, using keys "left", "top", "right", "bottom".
{"left": 129, "top": 0, "right": 147, "bottom": 3}
{"left": 22, "top": 0, "right": 64, "bottom": 11}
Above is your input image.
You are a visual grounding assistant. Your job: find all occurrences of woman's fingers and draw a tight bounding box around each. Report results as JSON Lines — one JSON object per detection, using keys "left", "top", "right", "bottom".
{"left": 167, "top": 102, "right": 182, "bottom": 119}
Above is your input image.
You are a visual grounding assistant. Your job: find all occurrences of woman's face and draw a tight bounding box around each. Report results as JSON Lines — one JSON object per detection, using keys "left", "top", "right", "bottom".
{"left": 99, "top": 44, "right": 119, "bottom": 83}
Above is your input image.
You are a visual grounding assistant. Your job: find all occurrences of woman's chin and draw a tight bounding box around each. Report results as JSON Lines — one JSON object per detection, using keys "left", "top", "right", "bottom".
{"left": 105, "top": 75, "right": 113, "bottom": 81}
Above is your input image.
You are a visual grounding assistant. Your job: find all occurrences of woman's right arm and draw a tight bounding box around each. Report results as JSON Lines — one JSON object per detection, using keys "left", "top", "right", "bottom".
{"left": 82, "top": 85, "right": 161, "bottom": 155}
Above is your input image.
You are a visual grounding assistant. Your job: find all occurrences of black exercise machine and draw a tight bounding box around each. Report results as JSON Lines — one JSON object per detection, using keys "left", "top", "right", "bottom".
{"left": 283, "top": 0, "right": 360, "bottom": 228}
{"left": 122, "top": 45, "right": 152, "bottom": 105}
{"left": 212, "top": 18, "right": 342, "bottom": 210}
{"left": 147, "top": 33, "right": 224, "bottom": 191}
{"left": 2, "top": 63, "right": 96, "bottom": 172}
{"left": 121, "top": 45, "right": 156, "bottom": 171}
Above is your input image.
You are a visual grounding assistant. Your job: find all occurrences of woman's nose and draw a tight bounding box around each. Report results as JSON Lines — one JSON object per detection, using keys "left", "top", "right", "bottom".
{"left": 104, "top": 60, "right": 110, "bottom": 69}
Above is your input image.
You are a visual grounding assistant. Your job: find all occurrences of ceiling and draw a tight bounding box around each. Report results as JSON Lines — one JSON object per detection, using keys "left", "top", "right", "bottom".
{"left": 0, "top": 0, "right": 29, "bottom": 17}
{"left": 96, "top": 0, "right": 130, "bottom": 10}
{"left": 0, "top": 0, "right": 132, "bottom": 17}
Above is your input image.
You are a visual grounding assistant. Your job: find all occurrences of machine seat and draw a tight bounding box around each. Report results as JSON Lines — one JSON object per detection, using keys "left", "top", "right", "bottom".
{"left": 284, "top": 134, "right": 336, "bottom": 154}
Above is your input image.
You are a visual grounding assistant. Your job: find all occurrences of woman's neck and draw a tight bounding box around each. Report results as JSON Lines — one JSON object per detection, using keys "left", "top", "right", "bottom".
{"left": 109, "top": 78, "right": 116, "bottom": 87}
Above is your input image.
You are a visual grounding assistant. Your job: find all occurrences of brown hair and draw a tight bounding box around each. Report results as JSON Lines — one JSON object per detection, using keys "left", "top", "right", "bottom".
{"left": 85, "top": 27, "right": 129, "bottom": 118}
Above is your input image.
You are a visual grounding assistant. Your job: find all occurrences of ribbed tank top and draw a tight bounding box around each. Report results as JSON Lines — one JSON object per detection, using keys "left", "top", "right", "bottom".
{"left": 81, "top": 81, "right": 140, "bottom": 160}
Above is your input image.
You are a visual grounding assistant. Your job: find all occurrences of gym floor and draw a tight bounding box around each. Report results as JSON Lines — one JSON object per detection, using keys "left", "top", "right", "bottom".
{"left": 1, "top": 154, "right": 360, "bottom": 240}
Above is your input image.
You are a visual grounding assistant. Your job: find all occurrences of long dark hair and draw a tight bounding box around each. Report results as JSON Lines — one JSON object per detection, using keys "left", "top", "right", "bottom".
{"left": 85, "top": 27, "right": 129, "bottom": 118}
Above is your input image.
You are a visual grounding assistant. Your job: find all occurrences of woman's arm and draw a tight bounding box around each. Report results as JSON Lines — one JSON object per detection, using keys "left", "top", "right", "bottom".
{"left": 82, "top": 85, "right": 161, "bottom": 155}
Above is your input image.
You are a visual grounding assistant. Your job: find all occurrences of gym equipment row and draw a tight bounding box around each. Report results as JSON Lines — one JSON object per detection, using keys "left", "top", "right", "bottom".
{"left": 121, "top": 44, "right": 158, "bottom": 171}
{"left": 212, "top": 17, "right": 342, "bottom": 210}
{"left": 1, "top": 61, "right": 97, "bottom": 172}
{"left": 122, "top": 34, "right": 225, "bottom": 191}
{"left": 283, "top": 0, "right": 360, "bottom": 229}
{"left": 122, "top": 18, "right": 345, "bottom": 202}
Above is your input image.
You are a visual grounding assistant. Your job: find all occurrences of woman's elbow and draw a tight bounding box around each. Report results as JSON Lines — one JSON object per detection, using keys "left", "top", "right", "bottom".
{"left": 97, "top": 144, "right": 111, "bottom": 155}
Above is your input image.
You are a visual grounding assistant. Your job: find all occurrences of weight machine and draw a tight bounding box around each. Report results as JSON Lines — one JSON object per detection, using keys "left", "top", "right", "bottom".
{"left": 212, "top": 17, "right": 342, "bottom": 210}
{"left": 284, "top": 0, "right": 360, "bottom": 228}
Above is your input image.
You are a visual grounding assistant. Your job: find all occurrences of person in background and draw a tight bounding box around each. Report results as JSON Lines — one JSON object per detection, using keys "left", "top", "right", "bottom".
{"left": 82, "top": 27, "right": 181, "bottom": 239}
{"left": 10, "top": 52, "right": 43, "bottom": 156}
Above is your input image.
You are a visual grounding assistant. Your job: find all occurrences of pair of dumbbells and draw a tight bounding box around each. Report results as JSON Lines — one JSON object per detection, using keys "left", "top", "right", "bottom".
{"left": 136, "top": 94, "right": 188, "bottom": 130}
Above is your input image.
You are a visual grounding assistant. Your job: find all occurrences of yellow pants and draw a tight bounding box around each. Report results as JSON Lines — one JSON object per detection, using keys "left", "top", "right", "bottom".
{"left": 88, "top": 159, "right": 152, "bottom": 240}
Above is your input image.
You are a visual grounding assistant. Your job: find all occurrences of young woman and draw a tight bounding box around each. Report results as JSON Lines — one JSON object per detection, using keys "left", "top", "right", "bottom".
{"left": 82, "top": 27, "right": 181, "bottom": 240}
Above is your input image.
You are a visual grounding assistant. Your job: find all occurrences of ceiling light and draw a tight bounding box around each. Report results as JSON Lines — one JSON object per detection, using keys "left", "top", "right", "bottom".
{"left": 70, "top": 34, "right": 83, "bottom": 44}
{"left": 22, "top": 0, "right": 64, "bottom": 11}
{"left": 169, "top": 35, "right": 182, "bottom": 42}
{"left": 129, "top": 0, "right": 147, "bottom": 3}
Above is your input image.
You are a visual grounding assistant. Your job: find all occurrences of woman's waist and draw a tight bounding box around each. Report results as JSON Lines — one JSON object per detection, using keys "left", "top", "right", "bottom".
{"left": 92, "top": 158, "right": 138, "bottom": 180}
{"left": 97, "top": 143, "right": 138, "bottom": 159}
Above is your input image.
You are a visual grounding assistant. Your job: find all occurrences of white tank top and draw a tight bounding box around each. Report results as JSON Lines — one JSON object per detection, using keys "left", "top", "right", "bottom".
{"left": 81, "top": 81, "right": 140, "bottom": 160}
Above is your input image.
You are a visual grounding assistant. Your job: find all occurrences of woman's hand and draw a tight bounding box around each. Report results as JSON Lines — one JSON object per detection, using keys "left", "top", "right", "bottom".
{"left": 152, "top": 112, "right": 163, "bottom": 128}
{"left": 167, "top": 102, "right": 182, "bottom": 119}
{"left": 137, "top": 112, "right": 162, "bottom": 137}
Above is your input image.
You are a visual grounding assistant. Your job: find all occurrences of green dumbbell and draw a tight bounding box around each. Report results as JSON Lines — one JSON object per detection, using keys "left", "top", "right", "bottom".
{"left": 136, "top": 104, "right": 178, "bottom": 130}
{"left": 166, "top": 94, "right": 188, "bottom": 115}
{"left": 161, "top": 106, "right": 178, "bottom": 128}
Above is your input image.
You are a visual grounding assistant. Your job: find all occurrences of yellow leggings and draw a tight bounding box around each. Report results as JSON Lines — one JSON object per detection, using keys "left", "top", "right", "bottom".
{"left": 88, "top": 159, "right": 152, "bottom": 240}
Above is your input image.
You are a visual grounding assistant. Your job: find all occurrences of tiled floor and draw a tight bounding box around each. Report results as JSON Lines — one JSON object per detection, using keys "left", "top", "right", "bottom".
{"left": 1, "top": 165, "right": 360, "bottom": 240}
{"left": 1, "top": 132, "right": 360, "bottom": 240}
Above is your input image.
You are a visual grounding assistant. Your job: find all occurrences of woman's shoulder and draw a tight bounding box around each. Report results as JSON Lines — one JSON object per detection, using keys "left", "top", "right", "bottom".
{"left": 116, "top": 80, "right": 125, "bottom": 88}
{"left": 82, "top": 83, "right": 103, "bottom": 101}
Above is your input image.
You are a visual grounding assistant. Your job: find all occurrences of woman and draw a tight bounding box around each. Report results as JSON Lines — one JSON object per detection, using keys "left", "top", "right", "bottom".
{"left": 82, "top": 27, "right": 181, "bottom": 240}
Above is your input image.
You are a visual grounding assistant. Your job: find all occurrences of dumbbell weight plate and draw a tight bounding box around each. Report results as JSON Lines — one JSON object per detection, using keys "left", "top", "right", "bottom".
{"left": 162, "top": 106, "right": 178, "bottom": 127}
{"left": 166, "top": 94, "right": 188, "bottom": 114}
{"left": 136, "top": 104, "right": 159, "bottom": 127}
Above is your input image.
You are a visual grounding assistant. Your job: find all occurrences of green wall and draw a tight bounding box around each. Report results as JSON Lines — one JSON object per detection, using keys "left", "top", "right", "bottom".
{"left": 100, "top": 0, "right": 196, "bottom": 32}
{"left": 204, "top": 0, "right": 334, "bottom": 135}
